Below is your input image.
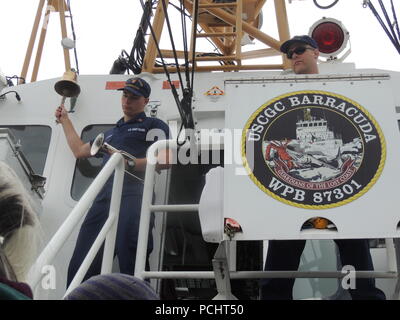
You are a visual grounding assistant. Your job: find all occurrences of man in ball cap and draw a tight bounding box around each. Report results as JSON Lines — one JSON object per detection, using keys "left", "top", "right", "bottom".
{"left": 118, "top": 77, "right": 151, "bottom": 98}
{"left": 260, "top": 36, "right": 386, "bottom": 300}
{"left": 55, "top": 77, "right": 171, "bottom": 286}
{"left": 280, "top": 35, "right": 319, "bottom": 74}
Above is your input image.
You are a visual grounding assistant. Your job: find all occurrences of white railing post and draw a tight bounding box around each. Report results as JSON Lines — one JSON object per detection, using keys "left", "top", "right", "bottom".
{"left": 101, "top": 158, "right": 125, "bottom": 274}
{"left": 64, "top": 155, "right": 125, "bottom": 296}
{"left": 134, "top": 139, "right": 175, "bottom": 279}
{"left": 27, "top": 153, "right": 125, "bottom": 293}
{"left": 386, "top": 238, "right": 397, "bottom": 272}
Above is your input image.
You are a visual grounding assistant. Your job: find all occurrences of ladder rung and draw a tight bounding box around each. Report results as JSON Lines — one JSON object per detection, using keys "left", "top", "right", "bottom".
{"left": 193, "top": 55, "right": 238, "bottom": 61}
{"left": 196, "top": 32, "right": 236, "bottom": 38}
{"left": 151, "top": 64, "right": 285, "bottom": 73}
{"left": 199, "top": 3, "right": 237, "bottom": 9}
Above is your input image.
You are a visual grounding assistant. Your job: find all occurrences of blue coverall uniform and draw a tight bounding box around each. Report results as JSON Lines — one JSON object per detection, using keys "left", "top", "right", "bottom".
{"left": 67, "top": 112, "right": 170, "bottom": 285}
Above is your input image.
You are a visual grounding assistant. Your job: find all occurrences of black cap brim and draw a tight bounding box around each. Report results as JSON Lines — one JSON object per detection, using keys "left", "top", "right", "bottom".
{"left": 280, "top": 40, "right": 301, "bottom": 53}
{"left": 117, "top": 87, "right": 145, "bottom": 97}
{"left": 280, "top": 36, "right": 318, "bottom": 54}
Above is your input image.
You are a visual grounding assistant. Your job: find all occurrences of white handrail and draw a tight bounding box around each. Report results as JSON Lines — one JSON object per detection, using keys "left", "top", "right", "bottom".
{"left": 134, "top": 140, "right": 400, "bottom": 288}
{"left": 135, "top": 139, "right": 194, "bottom": 279}
{"left": 27, "top": 152, "right": 125, "bottom": 296}
{"left": 134, "top": 139, "right": 177, "bottom": 278}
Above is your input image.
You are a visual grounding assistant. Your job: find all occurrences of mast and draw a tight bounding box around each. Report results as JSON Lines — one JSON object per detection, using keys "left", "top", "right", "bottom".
{"left": 142, "top": 0, "right": 292, "bottom": 73}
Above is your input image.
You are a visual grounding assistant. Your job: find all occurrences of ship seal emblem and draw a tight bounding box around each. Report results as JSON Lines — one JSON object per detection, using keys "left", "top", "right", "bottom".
{"left": 242, "top": 90, "right": 386, "bottom": 209}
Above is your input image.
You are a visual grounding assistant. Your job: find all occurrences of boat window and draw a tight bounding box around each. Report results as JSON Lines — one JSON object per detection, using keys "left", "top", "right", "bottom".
{"left": 0, "top": 125, "right": 51, "bottom": 174}
{"left": 71, "top": 124, "right": 114, "bottom": 201}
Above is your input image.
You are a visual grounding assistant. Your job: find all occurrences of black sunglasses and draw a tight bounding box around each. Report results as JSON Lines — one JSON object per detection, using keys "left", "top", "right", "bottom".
{"left": 287, "top": 46, "right": 314, "bottom": 59}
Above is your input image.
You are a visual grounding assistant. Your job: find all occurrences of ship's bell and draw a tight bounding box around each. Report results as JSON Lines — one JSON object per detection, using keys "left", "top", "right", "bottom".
{"left": 54, "top": 70, "right": 81, "bottom": 97}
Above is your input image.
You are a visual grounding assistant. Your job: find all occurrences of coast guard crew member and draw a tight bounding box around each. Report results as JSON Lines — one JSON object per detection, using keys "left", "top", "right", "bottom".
{"left": 260, "top": 36, "right": 386, "bottom": 300}
{"left": 55, "top": 77, "right": 171, "bottom": 286}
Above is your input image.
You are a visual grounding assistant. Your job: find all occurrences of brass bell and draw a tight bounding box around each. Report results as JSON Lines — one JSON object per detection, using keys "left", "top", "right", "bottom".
{"left": 54, "top": 70, "right": 81, "bottom": 97}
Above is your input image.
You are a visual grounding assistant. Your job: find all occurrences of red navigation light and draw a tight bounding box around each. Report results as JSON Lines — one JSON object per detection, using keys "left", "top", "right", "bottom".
{"left": 309, "top": 17, "right": 349, "bottom": 58}
{"left": 312, "top": 22, "right": 344, "bottom": 54}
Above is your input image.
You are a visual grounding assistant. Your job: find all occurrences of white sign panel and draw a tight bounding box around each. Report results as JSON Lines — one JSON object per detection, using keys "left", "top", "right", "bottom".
{"left": 223, "top": 76, "right": 400, "bottom": 240}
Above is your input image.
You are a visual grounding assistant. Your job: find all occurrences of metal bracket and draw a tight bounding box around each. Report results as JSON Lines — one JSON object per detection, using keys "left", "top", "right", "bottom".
{"left": 212, "top": 241, "right": 237, "bottom": 300}
{"left": 68, "top": 96, "right": 78, "bottom": 113}
{"left": 147, "top": 100, "right": 161, "bottom": 118}
{"left": 225, "top": 73, "right": 391, "bottom": 85}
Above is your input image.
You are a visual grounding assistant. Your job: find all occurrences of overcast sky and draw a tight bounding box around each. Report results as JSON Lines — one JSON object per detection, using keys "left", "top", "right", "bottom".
{"left": 0, "top": 0, "right": 399, "bottom": 82}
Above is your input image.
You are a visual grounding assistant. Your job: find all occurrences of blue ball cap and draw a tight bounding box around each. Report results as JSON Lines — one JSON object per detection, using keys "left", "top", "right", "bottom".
{"left": 118, "top": 77, "right": 151, "bottom": 98}
{"left": 280, "top": 35, "right": 318, "bottom": 54}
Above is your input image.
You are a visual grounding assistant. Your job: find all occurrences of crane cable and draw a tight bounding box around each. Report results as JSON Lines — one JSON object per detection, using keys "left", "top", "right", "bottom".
{"left": 138, "top": 0, "right": 183, "bottom": 119}
{"left": 139, "top": 0, "right": 198, "bottom": 146}
{"left": 160, "top": 0, "right": 185, "bottom": 97}
{"left": 313, "top": 0, "right": 339, "bottom": 9}
{"left": 364, "top": 0, "right": 400, "bottom": 54}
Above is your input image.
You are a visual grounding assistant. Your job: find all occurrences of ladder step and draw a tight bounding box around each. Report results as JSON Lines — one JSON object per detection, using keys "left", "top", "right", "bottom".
{"left": 151, "top": 64, "right": 285, "bottom": 73}
{"left": 193, "top": 55, "right": 238, "bottom": 61}
{"left": 196, "top": 32, "right": 236, "bottom": 38}
{"left": 199, "top": 3, "right": 237, "bottom": 9}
